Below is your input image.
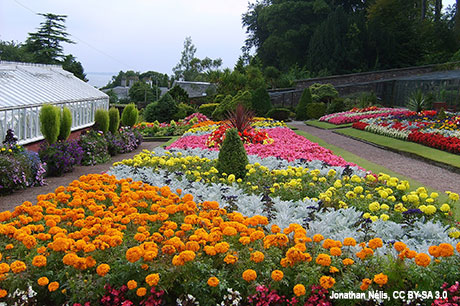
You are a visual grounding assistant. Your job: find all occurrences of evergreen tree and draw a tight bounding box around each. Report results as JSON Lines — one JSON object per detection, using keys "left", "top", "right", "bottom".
{"left": 216, "top": 128, "right": 249, "bottom": 180}
{"left": 62, "top": 54, "right": 87, "bottom": 81}
{"left": 296, "top": 88, "right": 312, "bottom": 120}
{"left": 251, "top": 87, "right": 272, "bottom": 117}
{"left": 25, "top": 13, "right": 75, "bottom": 64}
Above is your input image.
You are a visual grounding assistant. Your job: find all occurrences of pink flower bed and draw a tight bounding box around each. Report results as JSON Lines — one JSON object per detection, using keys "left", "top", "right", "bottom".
{"left": 320, "top": 108, "right": 411, "bottom": 125}
{"left": 167, "top": 127, "right": 359, "bottom": 167}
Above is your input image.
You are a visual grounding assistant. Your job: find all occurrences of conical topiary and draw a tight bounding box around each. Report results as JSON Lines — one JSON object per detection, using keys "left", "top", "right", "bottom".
{"left": 296, "top": 87, "right": 312, "bottom": 120}
{"left": 216, "top": 128, "right": 248, "bottom": 179}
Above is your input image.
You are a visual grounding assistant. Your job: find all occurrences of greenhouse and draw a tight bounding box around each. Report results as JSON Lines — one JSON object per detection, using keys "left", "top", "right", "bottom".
{"left": 0, "top": 61, "right": 109, "bottom": 145}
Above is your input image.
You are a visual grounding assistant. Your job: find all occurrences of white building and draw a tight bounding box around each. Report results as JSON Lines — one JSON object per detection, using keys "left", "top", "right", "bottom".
{"left": 0, "top": 61, "right": 109, "bottom": 145}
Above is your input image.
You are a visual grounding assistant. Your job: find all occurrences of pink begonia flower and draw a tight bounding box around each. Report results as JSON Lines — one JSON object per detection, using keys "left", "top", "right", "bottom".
{"left": 167, "top": 127, "right": 360, "bottom": 168}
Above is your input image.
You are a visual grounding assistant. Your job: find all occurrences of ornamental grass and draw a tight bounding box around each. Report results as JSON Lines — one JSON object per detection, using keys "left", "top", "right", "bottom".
{"left": 0, "top": 174, "right": 459, "bottom": 305}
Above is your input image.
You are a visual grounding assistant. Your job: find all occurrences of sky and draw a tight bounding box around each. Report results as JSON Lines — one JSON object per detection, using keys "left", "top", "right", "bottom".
{"left": 0, "top": 0, "right": 253, "bottom": 82}
{"left": 0, "top": 0, "right": 457, "bottom": 86}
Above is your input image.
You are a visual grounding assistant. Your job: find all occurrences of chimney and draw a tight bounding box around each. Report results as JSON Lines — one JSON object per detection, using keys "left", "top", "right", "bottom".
{"left": 121, "top": 77, "right": 127, "bottom": 87}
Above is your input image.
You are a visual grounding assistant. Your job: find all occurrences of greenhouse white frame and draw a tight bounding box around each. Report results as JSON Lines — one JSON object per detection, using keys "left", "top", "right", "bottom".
{"left": 0, "top": 61, "right": 109, "bottom": 145}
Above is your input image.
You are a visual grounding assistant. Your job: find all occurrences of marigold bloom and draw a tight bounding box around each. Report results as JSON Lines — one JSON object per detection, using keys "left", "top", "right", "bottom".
{"left": 37, "top": 277, "right": 49, "bottom": 286}
{"left": 0, "top": 263, "right": 10, "bottom": 274}
{"left": 373, "top": 273, "right": 388, "bottom": 287}
{"left": 127, "top": 280, "right": 137, "bottom": 290}
{"left": 207, "top": 277, "right": 219, "bottom": 287}
{"left": 224, "top": 254, "right": 238, "bottom": 264}
{"left": 293, "top": 284, "right": 306, "bottom": 296}
{"left": 145, "top": 273, "right": 160, "bottom": 286}
{"left": 330, "top": 247, "right": 342, "bottom": 256}
{"left": 242, "top": 269, "right": 257, "bottom": 282}
{"left": 457, "top": 242, "right": 460, "bottom": 254}
{"left": 214, "top": 242, "right": 230, "bottom": 253}
{"left": 250, "top": 230, "right": 265, "bottom": 241}
{"left": 414, "top": 253, "right": 431, "bottom": 267}
{"left": 342, "top": 258, "right": 354, "bottom": 266}
{"left": 126, "top": 246, "right": 144, "bottom": 262}
{"left": 271, "top": 224, "right": 281, "bottom": 233}
{"left": 32, "top": 255, "right": 47, "bottom": 268}
{"left": 315, "top": 254, "right": 331, "bottom": 266}
{"left": 0, "top": 289, "right": 6, "bottom": 298}
{"left": 48, "top": 281, "right": 59, "bottom": 292}
{"left": 394, "top": 242, "right": 406, "bottom": 252}
{"left": 320, "top": 276, "right": 336, "bottom": 289}
{"left": 360, "top": 278, "right": 372, "bottom": 291}
{"left": 239, "top": 237, "right": 251, "bottom": 245}
{"left": 250, "top": 251, "right": 265, "bottom": 263}
{"left": 368, "top": 238, "right": 383, "bottom": 249}
{"left": 313, "top": 234, "right": 324, "bottom": 242}
{"left": 329, "top": 266, "right": 339, "bottom": 273}
{"left": 438, "top": 243, "right": 454, "bottom": 257}
{"left": 96, "top": 264, "right": 110, "bottom": 277}
{"left": 271, "top": 270, "right": 284, "bottom": 282}
{"left": 10, "top": 260, "right": 26, "bottom": 273}
{"left": 136, "top": 287, "right": 147, "bottom": 297}
{"left": 343, "top": 237, "right": 356, "bottom": 246}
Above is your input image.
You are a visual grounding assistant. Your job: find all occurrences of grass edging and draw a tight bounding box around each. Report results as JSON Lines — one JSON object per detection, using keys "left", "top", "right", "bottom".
{"left": 292, "top": 128, "right": 451, "bottom": 205}
{"left": 162, "top": 136, "right": 179, "bottom": 147}
{"left": 305, "top": 120, "right": 353, "bottom": 130}
{"left": 335, "top": 128, "right": 460, "bottom": 174}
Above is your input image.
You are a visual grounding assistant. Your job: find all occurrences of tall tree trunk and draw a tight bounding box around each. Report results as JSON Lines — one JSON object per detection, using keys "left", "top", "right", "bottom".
{"left": 435, "top": 0, "right": 442, "bottom": 21}
{"left": 421, "top": 0, "right": 427, "bottom": 20}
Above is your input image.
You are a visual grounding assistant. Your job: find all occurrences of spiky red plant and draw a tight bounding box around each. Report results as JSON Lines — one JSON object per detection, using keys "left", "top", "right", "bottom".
{"left": 225, "top": 104, "right": 255, "bottom": 133}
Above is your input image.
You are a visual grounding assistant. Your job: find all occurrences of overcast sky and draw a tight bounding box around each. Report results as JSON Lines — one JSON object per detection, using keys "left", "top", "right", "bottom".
{"left": 1, "top": 0, "right": 457, "bottom": 79}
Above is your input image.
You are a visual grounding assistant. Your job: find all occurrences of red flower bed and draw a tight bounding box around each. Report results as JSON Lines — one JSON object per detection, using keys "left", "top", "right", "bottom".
{"left": 408, "top": 131, "right": 460, "bottom": 154}
{"left": 206, "top": 125, "right": 270, "bottom": 147}
{"left": 352, "top": 122, "right": 369, "bottom": 130}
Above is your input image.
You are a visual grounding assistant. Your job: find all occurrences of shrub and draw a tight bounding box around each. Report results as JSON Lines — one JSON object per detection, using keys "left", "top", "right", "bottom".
{"left": 39, "top": 140, "right": 83, "bottom": 176}
{"left": 296, "top": 88, "right": 312, "bottom": 120}
{"left": 173, "top": 103, "right": 195, "bottom": 121}
{"left": 118, "top": 127, "right": 143, "bottom": 153}
{"left": 109, "top": 107, "right": 120, "bottom": 134}
{"left": 306, "top": 102, "right": 327, "bottom": 119}
{"left": 266, "top": 108, "right": 291, "bottom": 121}
{"left": 216, "top": 128, "right": 248, "bottom": 180}
{"left": 58, "top": 107, "right": 72, "bottom": 141}
{"left": 437, "top": 107, "right": 447, "bottom": 120}
{"left": 79, "top": 130, "right": 110, "bottom": 166}
{"left": 407, "top": 89, "right": 428, "bottom": 113}
{"left": 199, "top": 103, "right": 219, "bottom": 118}
{"left": 326, "top": 98, "right": 345, "bottom": 114}
{"left": 309, "top": 83, "right": 338, "bottom": 103}
{"left": 144, "top": 93, "right": 178, "bottom": 123}
{"left": 0, "top": 154, "right": 28, "bottom": 194}
{"left": 121, "top": 103, "right": 139, "bottom": 127}
{"left": 39, "top": 104, "right": 60, "bottom": 145}
{"left": 20, "top": 150, "right": 46, "bottom": 187}
{"left": 168, "top": 85, "right": 189, "bottom": 103}
{"left": 94, "top": 109, "right": 110, "bottom": 133}
{"left": 251, "top": 87, "right": 272, "bottom": 117}
{"left": 105, "top": 131, "right": 124, "bottom": 156}
{"left": 212, "top": 91, "right": 252, "bottom": 120}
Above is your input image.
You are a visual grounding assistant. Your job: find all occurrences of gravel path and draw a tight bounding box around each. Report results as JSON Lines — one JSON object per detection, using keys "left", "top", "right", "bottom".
{"left": 289, "top": 121, "right": 460, "bottom": 194}
{"left": 0, "top": 141, "right": 164, "bottom": 212}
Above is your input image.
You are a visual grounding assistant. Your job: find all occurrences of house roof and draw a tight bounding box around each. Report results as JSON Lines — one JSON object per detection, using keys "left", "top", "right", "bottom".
{"left": 172, "top": 80, "right": 215, "bottom": 98}
{"left": 0, "top": 61, "right": 108, "bottom": 110}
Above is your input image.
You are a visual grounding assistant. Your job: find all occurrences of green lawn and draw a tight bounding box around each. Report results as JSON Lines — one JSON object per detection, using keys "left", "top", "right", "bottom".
{"left": 291, "top": 128, "right": 453, "bottom": 208}
{"left": 305, "top": 120, "right": 353, "bottom": 130}
{"left": 335, "top": 128, "right": 460, "bottom": 170}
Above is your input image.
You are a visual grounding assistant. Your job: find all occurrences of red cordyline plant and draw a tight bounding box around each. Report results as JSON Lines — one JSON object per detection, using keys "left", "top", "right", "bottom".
{"left": 224, "top": 104, "right": 255, "bottom": 133}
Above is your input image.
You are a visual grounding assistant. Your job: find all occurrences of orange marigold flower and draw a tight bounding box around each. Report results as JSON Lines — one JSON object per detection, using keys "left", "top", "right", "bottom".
{"left": 207, "top": 276, "right": 219, "bottom": 287}
{"left": 313, "top": 234, "right": 324, "bottom": 242}
{"left": 320, "top": 276, "right": 336, "bottom": 289}
{"left": 405, "top": 249, "right": 417, "bottom": 259}
{"left": 428, "top": 246, "right": 441, "bottom": 257}
{"left": 373, "top": 273, "right": 388, "bottom": 287}
{"left": 222, "top": 226, "right": 237, "bottom": 236}
{"left": 315, "top": 254, "right": 331, "bottom": 266}
{"left": 342, "top": 258, "right": 354, "bottom": 266}
{"left": 415, "top": 253, "right": 431, "bottom": 267}
{"left": 127, "top": 280, "right": 137, "bottom": 290}
{"left": 204, "top": 246, "right": 217, "bottom": 256}
{"left": 293, "top": 284, "right": 306, "bottom": 296}
{"left": 250, "top": 230, "right": 265, "bottom": 241}
{"left": 322, "top": 239, "right": 335, "bottom": 249}
{"left": 0, "top": 289, "right": 6, "bottom": 298}
{"left": 214, "top": 242, "right": 230, "bottom": 253}
{"left": 242, "top": 269, "right": 257, "bottom": 282}
{"left": 37, "top": 277, "right": 49, "bottom": 286}
{"left": 239, "top": 237, "right": 251, "bottom": 245}
{"left": 224, "top": 254, "right": 238, "bottom": 264}
{"left": 343, "top": 237, "right": 356, "bottom": 246}
{"left": 96, "top": 264, "right": 110, "bottom": 277}
{"left": 250, "top": 251, "right": 265, "bottom": 263}
{"left": 360, "top": 278, "right": 372, "bottom": 291}
{"left": 22, "top": 235, "right": 37, "bottom": 249}
{"left": 330, "top": 247, "right": 342, "bottom": 256}
{"left": 394, "top": 241, "right": 406, "bottom": 252}
{"left": 368, "top": 238, "right": 383, "bottom": 249}
{"left": 271, "top": 270, "right": 284, "bottom": 282}
{"left": 32, "top": 255, "right": 47, "bottom": 268}
{"left": 126, "top": 246, "right": 144, "bottom": 262}
{"left": 0, "top": 263, "right": 10, "bottom": 274}
{"left": 48, "top": 281, "right": 59, "bottom": 292}
{"left": 329, "top": 266, "right": 339, "bottom": 273}
{"left": 271, "top": 224, "right": 281, "bottom": 233}
{"left": 438, "top": 243, "right": 454, "bottom": 257}
{"left": 136, "top": 287, "right": 147, "bottom": 297}
{"left": 145, "top": 273, "right": 160, "bottom": 286}
{"left": 185, "top": 241, "right": 200, "bottom": 252}
{"left": 10, "top": 260, "right": 26, "bottom": 273}
{"left": 457, "top": 242, "right": 460, "bottom": 254}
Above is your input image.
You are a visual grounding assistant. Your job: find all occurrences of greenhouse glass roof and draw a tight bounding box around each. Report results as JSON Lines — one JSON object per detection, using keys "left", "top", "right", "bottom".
{"left": 0, "top": 61, "right": 107, "bottom": 110}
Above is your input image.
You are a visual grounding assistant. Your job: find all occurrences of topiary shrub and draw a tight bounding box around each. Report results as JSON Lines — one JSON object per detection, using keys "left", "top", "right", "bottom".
{"left": 437, "top": 107, "right": 447, "bottom": 120}
{"left": 309, "top": 83, "right": 339, "bottom": 103}
{"left": 296, "top": 88, "right": 312, "bottom": 120}
{"left": 58, "top": 107, "right": 72, "bottom": 141}
{"left": 94, "top": 109, "right": 110, "bottom": 133}
{"left": 40, "top": 104, "right": 60, "bottom": 145}
{"left": 144, "top": 93, "right": 178, "bottom": 123}
{"left": 121, "top": 103, "right": 139, "bottom": 127}
{"left": 306, "top": 102, "right": 327, "bottom": 119}
{"left": 266, "top": 108, "right": 291, "bottom": 121}
{"left": 212, "top": 91, "right": 252, "bottom": 120}
{"left": 251, "top": 87, "right": 272, "bottom": 117}
{"left": 216, "top": 128, "right": 248, "bottom": 179}
{"left": 326, "top": 98, "right": 345, "bottom": 114}
{"left": 109, "top": 107, "right": 120, "bottom": 134}
{"left": 173, "top": 103, "right": 195, "bottom": 121}
{"left": 198, "top": 103, "right": 219, "bottom": 118}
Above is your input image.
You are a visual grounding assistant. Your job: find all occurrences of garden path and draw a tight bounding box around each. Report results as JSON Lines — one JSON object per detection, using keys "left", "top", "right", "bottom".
{"left": 289, "top": 121, "right": 460, "bottom": 194}
{"left": 0, "top": 141, "right": 164, "bottom": 212}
